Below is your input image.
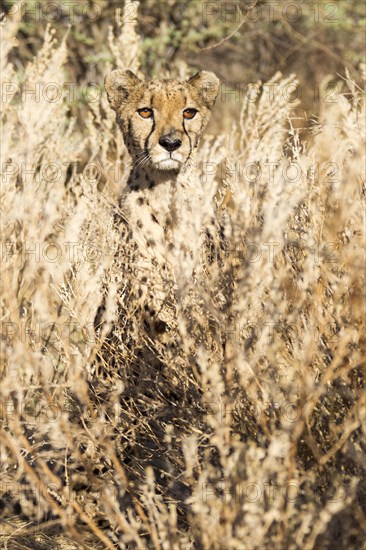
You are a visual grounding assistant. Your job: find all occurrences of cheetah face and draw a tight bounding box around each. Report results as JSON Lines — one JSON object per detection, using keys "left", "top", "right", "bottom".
{"left": 105, "top": 70, "right": 220, "bottom": 172}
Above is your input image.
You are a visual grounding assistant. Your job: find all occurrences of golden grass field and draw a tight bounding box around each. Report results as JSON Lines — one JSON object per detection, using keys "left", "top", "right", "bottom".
{"left": 1, "top": 2, "right": 365, "bottom": 548}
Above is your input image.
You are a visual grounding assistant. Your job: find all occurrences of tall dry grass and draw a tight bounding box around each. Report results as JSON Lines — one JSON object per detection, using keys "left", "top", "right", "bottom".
{"left": 1, "top": 3, "right": 365, "bottom": 549}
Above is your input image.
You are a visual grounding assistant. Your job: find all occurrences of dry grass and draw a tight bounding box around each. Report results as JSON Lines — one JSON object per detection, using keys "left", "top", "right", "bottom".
{"left": 1, "top": 3, "right": 365, "bottom": 549}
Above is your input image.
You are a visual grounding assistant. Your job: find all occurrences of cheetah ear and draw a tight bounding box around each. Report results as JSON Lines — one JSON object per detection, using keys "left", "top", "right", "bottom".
{"left": 104, "top": 70, "right": 143, "bottom": 111}
{"left": 187, "top": 71, "right": 220, "bottom": 109}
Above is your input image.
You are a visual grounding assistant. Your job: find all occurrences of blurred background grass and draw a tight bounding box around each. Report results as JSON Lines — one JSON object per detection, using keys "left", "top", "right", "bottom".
{"left": 3, "top": 0, "right": 365, "bottom": 132}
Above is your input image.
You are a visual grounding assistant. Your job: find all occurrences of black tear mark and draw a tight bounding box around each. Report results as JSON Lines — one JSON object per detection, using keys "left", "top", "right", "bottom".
{"left": 143, "top": 93, "right": 156, "bottom": 154}
{"left": 182, "top": 118, "right": 192, "bottom": 159}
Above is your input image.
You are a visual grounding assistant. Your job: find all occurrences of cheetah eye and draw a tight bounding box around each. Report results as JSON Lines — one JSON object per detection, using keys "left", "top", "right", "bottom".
{"left": 138, "top": 108, "right": 153, "bottom": 119}
{"left": 183, "top": 108, "right": 198, "bottom": 120}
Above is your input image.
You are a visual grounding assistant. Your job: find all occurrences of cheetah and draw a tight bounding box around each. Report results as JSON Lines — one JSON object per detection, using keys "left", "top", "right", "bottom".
{"left": 100, "top": 69, "right": 221, "bottom": 365}
{"left": 104, "top": 69, "right": 220, "bottom": 245}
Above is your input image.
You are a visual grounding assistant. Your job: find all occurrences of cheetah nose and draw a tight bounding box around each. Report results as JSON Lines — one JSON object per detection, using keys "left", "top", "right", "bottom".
{"left": 159, "top": 135, "right": 182, "bottom": 152}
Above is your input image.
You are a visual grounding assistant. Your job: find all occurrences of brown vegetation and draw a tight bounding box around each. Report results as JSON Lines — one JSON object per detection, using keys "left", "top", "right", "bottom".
{"left": 1, "top": 2, "right": 365, "bottom": 548}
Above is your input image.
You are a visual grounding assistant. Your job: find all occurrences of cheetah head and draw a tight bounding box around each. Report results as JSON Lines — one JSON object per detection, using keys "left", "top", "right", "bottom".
{"left": 105, "top": 70, "right": 220, "bottom": 173}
